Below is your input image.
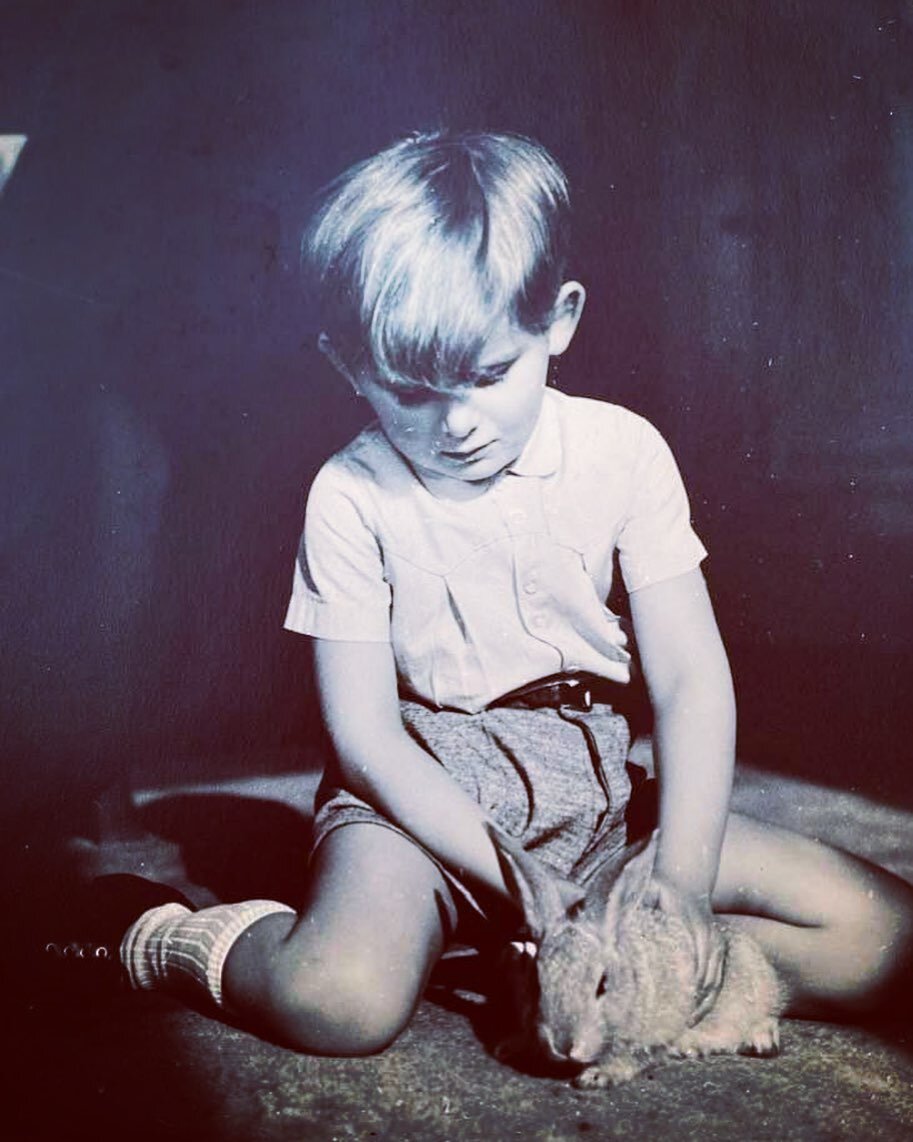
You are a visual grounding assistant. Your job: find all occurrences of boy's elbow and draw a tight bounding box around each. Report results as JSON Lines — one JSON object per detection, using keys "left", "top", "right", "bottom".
{"left": 651, "top": 661, "right": 735, "bottom": 725}
{"left": 333, "top": 746, "right": 367, "bottom": 794}
{"left": 330, "top": 721, "right": 405, "bottom": 799}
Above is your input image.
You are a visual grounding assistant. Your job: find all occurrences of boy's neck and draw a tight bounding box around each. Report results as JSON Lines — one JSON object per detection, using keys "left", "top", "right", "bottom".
{"left": 412, "top": 466, "right": 503, "bottom": 502}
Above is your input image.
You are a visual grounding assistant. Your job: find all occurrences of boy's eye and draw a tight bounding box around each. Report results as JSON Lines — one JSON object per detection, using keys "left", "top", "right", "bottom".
{"left": 386, "top": 361, "right": 511, "bottom": 405}
{"left": 473, "top": 367, "right": 511, "bottom": 388}
{"left": 392, "top": 387, "right": 434, "bottom": 407}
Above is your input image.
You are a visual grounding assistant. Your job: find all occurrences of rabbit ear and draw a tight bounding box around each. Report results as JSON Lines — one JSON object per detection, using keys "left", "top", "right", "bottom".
{"left": 486, "top": 824, "right": 569, "bottom": 939}
{"left": 583, "top": 831, "right": 657, "bottom": 927}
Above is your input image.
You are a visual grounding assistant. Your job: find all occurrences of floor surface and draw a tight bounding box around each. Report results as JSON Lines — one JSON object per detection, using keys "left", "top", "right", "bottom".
{"left": 7, "top": 763, "right": 913, "bottom": 1141}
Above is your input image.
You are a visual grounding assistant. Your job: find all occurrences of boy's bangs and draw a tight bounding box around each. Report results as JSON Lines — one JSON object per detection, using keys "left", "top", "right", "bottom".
{"left": 368, "top": 240, "right": 507, "bottom": 387}
{"left": 365, "top": 208, "right": 560, "bottom": 387}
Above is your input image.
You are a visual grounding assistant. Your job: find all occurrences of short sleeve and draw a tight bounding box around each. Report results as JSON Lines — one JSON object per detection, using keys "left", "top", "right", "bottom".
{"left": 283, "top": 459, "right": 392, "bottom": 642}
{"left": 616, "top": 419, "right": 707, "bottom": 593}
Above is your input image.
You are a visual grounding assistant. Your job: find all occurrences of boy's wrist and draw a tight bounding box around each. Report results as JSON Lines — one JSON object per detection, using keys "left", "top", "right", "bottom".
{"left": 651, "top": 848, "right": 717, "bottom": 905}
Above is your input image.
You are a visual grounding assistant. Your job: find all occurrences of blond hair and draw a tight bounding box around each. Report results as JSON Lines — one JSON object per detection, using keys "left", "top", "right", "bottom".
{"left": 303, "top": 130, "right": 570, "bottom": 387}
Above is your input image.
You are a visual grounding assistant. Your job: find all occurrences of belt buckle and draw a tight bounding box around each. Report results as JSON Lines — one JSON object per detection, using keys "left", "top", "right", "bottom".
{"left": 564, "top": 677, "right": 593, "bottom": 711}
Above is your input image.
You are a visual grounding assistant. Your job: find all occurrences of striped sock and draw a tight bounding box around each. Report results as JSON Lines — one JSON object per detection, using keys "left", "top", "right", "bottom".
{"left": 121, "top": 899, "right": 295, "bottom": 1009}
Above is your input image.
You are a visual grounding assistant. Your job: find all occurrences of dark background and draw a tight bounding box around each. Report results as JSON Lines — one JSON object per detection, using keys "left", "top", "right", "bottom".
{"left": 2, "top": 0, "right": 911, "bottom": 826}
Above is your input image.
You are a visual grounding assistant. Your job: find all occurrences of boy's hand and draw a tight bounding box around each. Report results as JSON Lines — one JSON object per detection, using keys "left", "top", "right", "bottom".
{"left": 642, "top": 875, "right": 725, "bottom": 1022}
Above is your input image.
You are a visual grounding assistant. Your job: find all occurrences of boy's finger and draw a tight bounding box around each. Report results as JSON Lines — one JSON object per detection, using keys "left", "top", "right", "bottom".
{"left": 689, "top": 932, "right": 725, "bottom": 1024}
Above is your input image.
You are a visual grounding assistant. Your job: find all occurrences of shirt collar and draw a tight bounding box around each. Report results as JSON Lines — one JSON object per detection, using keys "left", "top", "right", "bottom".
{"left": 506, "top": 388, "right": 562, "bottom": 477}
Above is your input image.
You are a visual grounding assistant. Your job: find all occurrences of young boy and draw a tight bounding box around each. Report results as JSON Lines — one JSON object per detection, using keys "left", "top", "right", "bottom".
{"left": 55, "top": 130, "right": 913, "bottom": 1057}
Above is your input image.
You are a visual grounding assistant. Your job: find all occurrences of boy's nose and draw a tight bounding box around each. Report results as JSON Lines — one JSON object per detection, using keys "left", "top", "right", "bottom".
{"left": 441, "top": 395, "right": 480, "bottom": 439}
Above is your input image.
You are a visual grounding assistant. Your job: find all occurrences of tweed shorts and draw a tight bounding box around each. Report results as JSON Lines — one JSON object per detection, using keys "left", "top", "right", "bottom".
{"left": 311, "top": 699, "right": 639, "bottom": 896}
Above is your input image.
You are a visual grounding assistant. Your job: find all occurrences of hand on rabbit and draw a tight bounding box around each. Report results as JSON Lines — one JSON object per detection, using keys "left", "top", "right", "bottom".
{"left": 489, "top": 826, "right": 783, "bottom": 1087}
{"left": 639, "top": 874, "right": 725, "bottom": 1024}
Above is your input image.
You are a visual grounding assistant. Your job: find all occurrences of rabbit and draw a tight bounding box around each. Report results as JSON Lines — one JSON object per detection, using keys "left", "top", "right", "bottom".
{"left": 490, "top": 827, "right": 784, "bottom": 1088}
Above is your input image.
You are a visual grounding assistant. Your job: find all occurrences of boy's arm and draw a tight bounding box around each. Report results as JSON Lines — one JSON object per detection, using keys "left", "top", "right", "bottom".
{"left": 312, "top": 635, "right": 512, "bottom": 909}
{"left": 628, "top": 567, "right": 736, "bottom": 904}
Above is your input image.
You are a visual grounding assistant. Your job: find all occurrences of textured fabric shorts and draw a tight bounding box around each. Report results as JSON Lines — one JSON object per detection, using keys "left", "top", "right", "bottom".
{"left": 311, "top": 699, "right": 641, "bottom": 899}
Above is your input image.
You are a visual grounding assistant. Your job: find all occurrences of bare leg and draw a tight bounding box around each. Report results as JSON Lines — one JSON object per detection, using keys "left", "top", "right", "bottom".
{"left": 221, "top": 823, "right": 458, "bottom": 1055}
{"left": 713, "top": 812, "right": 913, "bottom": 1019}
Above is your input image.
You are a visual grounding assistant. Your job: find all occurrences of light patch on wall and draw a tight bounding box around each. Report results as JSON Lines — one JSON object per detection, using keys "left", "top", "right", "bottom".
{"left": 0, "top": 135, "right": 27, "bottom": 195}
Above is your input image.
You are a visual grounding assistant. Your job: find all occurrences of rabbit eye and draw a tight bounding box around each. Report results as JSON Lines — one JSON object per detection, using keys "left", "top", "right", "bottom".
{"left": 595, "top": 971, "right": 608, "bottom": 998}
{"left": 567, "top": 897, "right": 587, "bottom": 921}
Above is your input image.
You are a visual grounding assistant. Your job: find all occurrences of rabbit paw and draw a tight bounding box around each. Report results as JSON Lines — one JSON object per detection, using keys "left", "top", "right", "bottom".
{"left": 573, "top": 1054, "right": 647, "bottom": 1088}
{"left": 671, "top": 1015, "right": 780, "bottom": 1060}
{"left": 737, "top": 1016, "right": 780, "bottom": 1058}
{"left": 670, "top": 1024, "right": 744, "bottom": 1059}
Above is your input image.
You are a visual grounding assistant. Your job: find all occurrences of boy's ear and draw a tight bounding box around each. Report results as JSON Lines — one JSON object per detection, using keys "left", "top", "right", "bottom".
{"left": 318, "top": 332, "right": 360, "bottom": 391}
{"left": 546, "top": 281, "right": 586, "bottom": 357}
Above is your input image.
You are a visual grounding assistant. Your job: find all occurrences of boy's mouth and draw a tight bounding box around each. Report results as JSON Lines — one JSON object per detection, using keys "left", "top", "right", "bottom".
{"left": 439, "top": 440, "right": 494, "bottom": 462}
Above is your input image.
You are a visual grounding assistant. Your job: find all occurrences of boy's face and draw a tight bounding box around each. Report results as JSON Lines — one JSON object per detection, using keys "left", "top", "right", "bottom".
{"left": 351, "top": 283, "right": 585, "bottom": 489}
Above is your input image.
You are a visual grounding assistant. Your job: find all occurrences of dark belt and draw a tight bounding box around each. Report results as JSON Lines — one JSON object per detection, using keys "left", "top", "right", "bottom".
{"left": 486, "top": 672, "right": 629, "bottom": 713}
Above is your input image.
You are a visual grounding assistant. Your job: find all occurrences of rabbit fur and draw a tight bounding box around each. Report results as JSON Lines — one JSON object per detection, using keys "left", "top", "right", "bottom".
{"left": 492, "top": 828, "right": 784, "bottom": 1088}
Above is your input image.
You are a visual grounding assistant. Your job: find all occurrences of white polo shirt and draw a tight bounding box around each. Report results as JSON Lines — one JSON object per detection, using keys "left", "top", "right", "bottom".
{"left": 284, "top": 389, "right": 707, "bottom": 713}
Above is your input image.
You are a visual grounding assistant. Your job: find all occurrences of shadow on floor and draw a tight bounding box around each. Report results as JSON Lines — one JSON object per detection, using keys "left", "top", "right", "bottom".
{"left": 136, "top": 793, "right": 314, "bottom": 909}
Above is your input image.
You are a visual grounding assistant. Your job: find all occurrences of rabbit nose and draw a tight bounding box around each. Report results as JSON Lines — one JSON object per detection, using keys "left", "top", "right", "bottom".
{"left": 541, "top": 1026, "right": 594, "bottom": 1066}
{"left": 567, "top": 1042, "right": 597, "bottom": 1065}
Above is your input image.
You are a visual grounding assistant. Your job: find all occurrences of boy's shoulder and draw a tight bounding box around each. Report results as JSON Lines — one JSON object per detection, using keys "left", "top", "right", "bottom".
{"left": 324, "top": 420, "right": 392, "bottom": 468}
{"left": 549, "top": 388, "right": 646, "bottom": 427}
{"left": 548, "top": 389, "right": 660, "bottom": 454}
{"left": 310, "top": 421, "right": 410, "bottom": 498}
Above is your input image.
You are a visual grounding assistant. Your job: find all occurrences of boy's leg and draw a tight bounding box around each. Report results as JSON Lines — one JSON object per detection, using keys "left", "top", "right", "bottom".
{"left": 712, "top": 811, "right": 913, "bottom": 1019}
{"left": 219, "top": 822, "right": 459, "bottom": 1055}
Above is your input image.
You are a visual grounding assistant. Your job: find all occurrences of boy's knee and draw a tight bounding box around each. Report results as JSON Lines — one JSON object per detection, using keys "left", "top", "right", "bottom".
{"left": 828, "top": 880, "right": 913, "bottom": 1013}
{"left": 870, "top": 900, "right": 913, "bottom": 989}
{"left": 268, "top": 952, "right": 415, "bottom": 1056}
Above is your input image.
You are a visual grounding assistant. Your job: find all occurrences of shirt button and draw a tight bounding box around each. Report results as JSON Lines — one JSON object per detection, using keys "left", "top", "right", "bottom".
{"left": 531, "top": 613, "right": 548, "bottom": 629}
{"left": 523, "top": 580, "right": 538, "bottom": 595}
